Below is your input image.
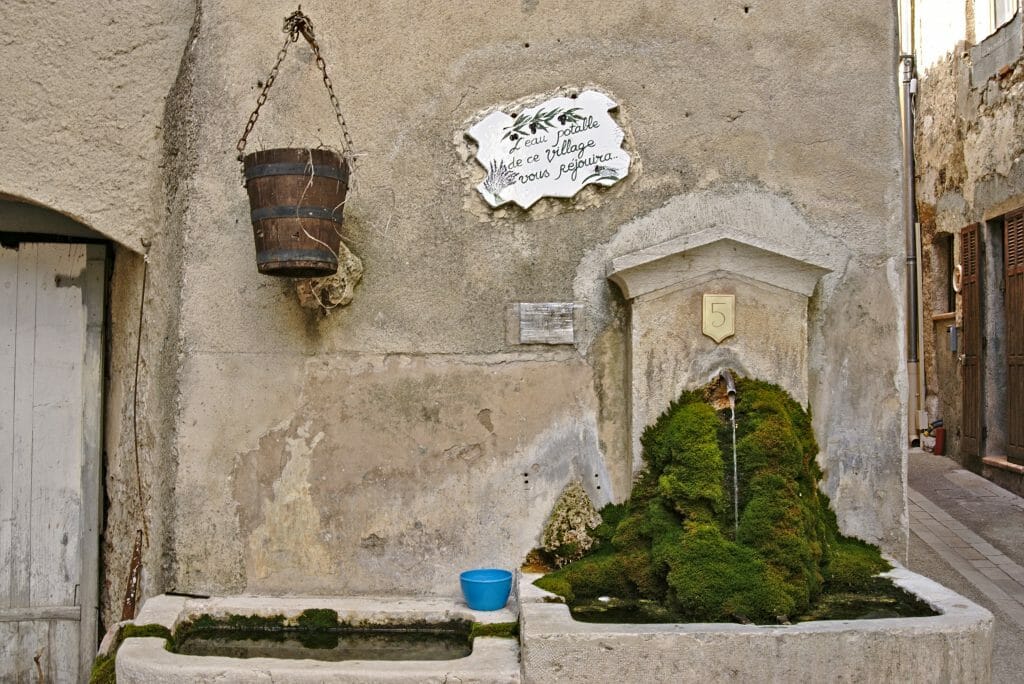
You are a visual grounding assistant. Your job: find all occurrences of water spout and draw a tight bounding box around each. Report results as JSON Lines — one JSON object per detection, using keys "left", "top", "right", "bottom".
{"left": 719, "top": 369, "right": 736, "bottom": 398}
{"left": 719, "top": 370, "right": 739, "bottom": 538}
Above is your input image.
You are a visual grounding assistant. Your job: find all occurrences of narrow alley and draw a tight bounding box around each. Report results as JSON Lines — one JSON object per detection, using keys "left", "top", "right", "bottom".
{"left": 907, "top": 450, "right": 1024, "bottom": 682}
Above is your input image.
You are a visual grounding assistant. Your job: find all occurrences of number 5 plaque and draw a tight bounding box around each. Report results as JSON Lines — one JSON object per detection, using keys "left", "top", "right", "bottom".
{"left": 702, "top": 294, "right": 735, "bottom": 344}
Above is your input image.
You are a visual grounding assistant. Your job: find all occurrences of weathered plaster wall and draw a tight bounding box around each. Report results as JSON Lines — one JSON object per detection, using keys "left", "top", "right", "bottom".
{"left": 0, "top": 0, "right": 196, "bottom": 627}
{"left": 164, "top": 0, "right": 907, "bottom": 598}
{"left": 99, "top": 3, "right": 200, "bottom": 627}
{"left": 175, "top": 353, "right": 613, "bottom": 594}
{"left": 0, "top": 0, "right": 194, "bottom": 250}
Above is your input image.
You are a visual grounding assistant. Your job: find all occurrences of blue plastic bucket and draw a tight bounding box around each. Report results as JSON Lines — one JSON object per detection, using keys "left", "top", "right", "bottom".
{"left": 459, "top": 568, "right": 513, "bottom": 611}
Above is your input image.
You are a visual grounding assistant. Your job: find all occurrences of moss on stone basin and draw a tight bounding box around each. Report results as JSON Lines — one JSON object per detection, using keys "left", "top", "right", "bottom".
{"left": 534, "top": 377, "right": 917, "bottom": 624}
{"left": 169, "top": 609, "right": 493, "bottom": 661}
{"left": 566, "top": 576, "right": 937, "bottom": 624}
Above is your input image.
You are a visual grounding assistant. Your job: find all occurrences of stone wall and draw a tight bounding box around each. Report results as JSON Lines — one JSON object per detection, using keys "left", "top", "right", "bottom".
{"left": 915, "top": 28, "right": 1024, "bottom": 466}
{"left": 0, "top": 0, "right": 908, "bottom": 623}
{"left": 916, "top": 46, "right": 1024, "bottom": 232}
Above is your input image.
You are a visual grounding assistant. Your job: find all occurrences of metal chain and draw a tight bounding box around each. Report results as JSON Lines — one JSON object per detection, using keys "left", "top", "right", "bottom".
{"left": 308, "top": 35, "right": 356, "bottom": 171}
{"left": 235, "top": 33, "right": 292, "bottom": 160}
{"left": 236, "top": 7, "right": 354, "bottom": 169}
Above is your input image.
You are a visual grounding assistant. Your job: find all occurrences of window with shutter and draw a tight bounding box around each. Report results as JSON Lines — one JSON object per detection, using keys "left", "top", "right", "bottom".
{"left": 961, "top": 223, "right": 982, "bottom": 469}
{"left": 1004, "top": 209, "right": 1024, "bottom": 464}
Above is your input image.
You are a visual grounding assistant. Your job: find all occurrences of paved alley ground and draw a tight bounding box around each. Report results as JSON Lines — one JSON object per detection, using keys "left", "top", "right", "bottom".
{"left": 906, "top": 449, "right": 1024, "bottom": 683}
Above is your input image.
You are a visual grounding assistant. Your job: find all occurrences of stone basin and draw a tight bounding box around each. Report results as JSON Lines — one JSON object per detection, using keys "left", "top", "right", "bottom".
{"left": 112, "top": 562, "right": 992, "bottom": 683}
{"left": 115, "top": 595, "right": 520, "bottom": 683}
{"left": 519, "top": 563, "right": 993, "bottom": 683}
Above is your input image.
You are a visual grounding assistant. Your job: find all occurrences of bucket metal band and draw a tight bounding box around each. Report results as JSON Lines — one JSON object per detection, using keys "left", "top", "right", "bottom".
{"left": 245, "top": 162, "right": 348, "bottom": 183}
{"left": 256, "top": 249, "right": 338, "bottom": 264}
{"left": 251, "top": 205, "right": 343, "bottom": 224}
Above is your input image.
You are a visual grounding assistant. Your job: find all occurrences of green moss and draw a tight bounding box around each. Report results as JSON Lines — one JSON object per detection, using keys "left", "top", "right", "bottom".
{"left": 227, "top": 613, "right": 288, "bottom": 631}
{"left": 295, "top": 610, "right": 342, "bottom": 649}
{"left": 88, "top": 623, "right": 174, "bottom": 684}
{"left": 827, "top": 536, "right": 892, "bottom": 591}
{"left": 737, "top": 474, "right": 826, "bottom": 611}
{"left": 178, "top": 613, "right": 221, "bottom": 632}
{"left": 534, "top": 575, "right": 575, "bottom": 602}
{"left": 296, "top": 608, "right": 339, "bottom": 631}
{"left": 591, "top": 503, "right": 627, "bottom": 545}
{"left": 173, "top": 611, "right": 345, "bottom": 650}
{"left": 535, "top": 547, "right": 636, "bottom": 602}
{"left": 535, "top": 376, "right": 890, "bottom": 624}
{"left": 88, "top": 652, "right": 116, "bottom": 684}
{"left": 658, "top": 522, "right": 795, "bottom": 621}
{"left": 122, "top": 623, "right": 172, "bottom": 641}
{"left": 641, "top": 397, "right": 725, "bottom": 521}
{"left": 469, "top": 622, "right": 519, "bottom": 639}
{"left": 175, "top": 612, "right": 289, "bottom": 639}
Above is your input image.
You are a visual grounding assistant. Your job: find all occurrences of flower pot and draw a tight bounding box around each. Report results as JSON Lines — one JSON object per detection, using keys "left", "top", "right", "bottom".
{"left": 243, "top": 147, "right": 350, "bottom": 278}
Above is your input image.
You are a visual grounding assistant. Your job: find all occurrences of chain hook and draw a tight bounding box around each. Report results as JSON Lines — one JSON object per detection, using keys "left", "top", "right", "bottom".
{"left": 284, "top": 6, "right": 316, "bottom": 45}
{"left": 237, "top": 6, "right": 354, "bottom": 171}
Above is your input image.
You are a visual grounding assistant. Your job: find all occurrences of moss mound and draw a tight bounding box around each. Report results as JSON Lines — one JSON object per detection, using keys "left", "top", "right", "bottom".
{"left": 535, "top": 377, "right": 889, "bottom": 623}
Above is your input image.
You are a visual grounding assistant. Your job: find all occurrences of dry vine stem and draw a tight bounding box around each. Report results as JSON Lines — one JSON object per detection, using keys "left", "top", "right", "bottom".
{"left": 294, "top": 148, "right": 342, "bottom": 260}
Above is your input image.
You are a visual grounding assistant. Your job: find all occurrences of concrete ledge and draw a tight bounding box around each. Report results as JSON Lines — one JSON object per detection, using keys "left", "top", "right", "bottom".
{"left": 134, "top": 594, "right": 519, "bottom": 631}
{"left": 982, "top": 455, "right": 1024, "bottom": 497}
{"left": 519, "top": 564, "right": 993, "bottom": 683}
{"left": 971, "top": 12, "right": 1023, "bottom": 86}
{"left": 118, "top": 596, "right": 520, "bottom": 683}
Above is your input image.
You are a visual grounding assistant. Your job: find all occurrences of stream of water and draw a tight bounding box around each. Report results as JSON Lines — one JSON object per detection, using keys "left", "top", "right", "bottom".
{"left": 730, "top": 396, "right": 738, "bottom": 538}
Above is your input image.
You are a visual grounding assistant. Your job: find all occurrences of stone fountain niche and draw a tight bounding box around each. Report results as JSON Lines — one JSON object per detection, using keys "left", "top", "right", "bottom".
{"left": 606, "top": 234, "right": 831, "bottom": 471}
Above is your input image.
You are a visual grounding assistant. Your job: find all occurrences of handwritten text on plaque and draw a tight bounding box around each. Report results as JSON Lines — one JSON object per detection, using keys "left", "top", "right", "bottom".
{"left": 467, "top": 90, "right": 631, "bottom": 209}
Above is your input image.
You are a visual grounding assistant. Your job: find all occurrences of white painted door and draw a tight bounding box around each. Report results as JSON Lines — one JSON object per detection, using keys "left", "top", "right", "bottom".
{"left": 1, "top": 242, "right": 104, "bottom": 683}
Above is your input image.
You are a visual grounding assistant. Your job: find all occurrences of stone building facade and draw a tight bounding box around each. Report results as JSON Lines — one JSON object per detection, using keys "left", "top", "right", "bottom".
{"left": 913, "top": 0, "right": 1024, "bottom": 494}
{"left": 1, "top": 0, "right": 908, "bottom": 652}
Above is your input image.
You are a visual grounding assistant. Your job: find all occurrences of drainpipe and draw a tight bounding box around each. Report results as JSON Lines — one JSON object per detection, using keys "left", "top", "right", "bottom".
{"left": 901, "top": 53, "right": 922, "bottom": 443}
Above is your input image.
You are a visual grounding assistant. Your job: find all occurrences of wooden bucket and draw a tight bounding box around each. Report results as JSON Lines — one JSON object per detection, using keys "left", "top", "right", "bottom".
{"left": 243, "top": 148, "right": 350, "bottom": 277}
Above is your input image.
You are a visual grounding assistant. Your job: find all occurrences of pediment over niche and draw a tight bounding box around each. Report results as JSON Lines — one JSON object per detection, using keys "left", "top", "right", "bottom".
{"left": 606, "top": 236, "right": 832, "bottom": 300}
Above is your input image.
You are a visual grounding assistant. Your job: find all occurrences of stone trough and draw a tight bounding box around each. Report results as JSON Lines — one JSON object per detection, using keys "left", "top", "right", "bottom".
{"left": 518, "top": 564, "right": 993, "bottom": 683}
{"left": 114, "top": 595, "right": 520, "bottom": 683}
{"left": 113, "top": 561, "right": 992, "bottom": 683}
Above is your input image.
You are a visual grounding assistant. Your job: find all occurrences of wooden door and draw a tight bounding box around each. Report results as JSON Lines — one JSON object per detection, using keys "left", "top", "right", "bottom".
{"left": 0, "top": 242, "right": 104, "bottom": 683}
{"left": 961, "top": 223, "right": 983, "bottom": 470}
{"left": 1006, "top": 209, "right": 1024, "bottom": 465}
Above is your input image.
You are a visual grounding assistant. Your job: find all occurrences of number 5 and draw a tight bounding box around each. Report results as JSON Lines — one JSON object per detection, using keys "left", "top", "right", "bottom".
{"left": 702, "top": 294, "right": 735, "bottom": 344}
{"left": 710, "top": 302, "right": 727, "bottom": 328}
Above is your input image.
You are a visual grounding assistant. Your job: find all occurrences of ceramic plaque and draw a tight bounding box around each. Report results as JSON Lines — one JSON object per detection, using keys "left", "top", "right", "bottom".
{"left": 467, "top": 90, "right": 630, "bottom": 209}
{"left": 702, "top": 294, "right": 735, "bottom": 344}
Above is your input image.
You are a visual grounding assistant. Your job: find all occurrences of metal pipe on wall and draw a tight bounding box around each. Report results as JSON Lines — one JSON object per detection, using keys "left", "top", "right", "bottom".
{"left": 903, "top": 53, "right": 920, "bottom": 365}
{"left": 901, "top": 52, "right": 923, "bottom": 443}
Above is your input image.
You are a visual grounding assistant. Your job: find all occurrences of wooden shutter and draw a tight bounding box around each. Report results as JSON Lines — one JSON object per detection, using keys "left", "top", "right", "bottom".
{"left": 961, "top": 223, "right": 982, "bottom": 469}
{"left": 1006, "top": 210, "right": 1024, "bottom": 465}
